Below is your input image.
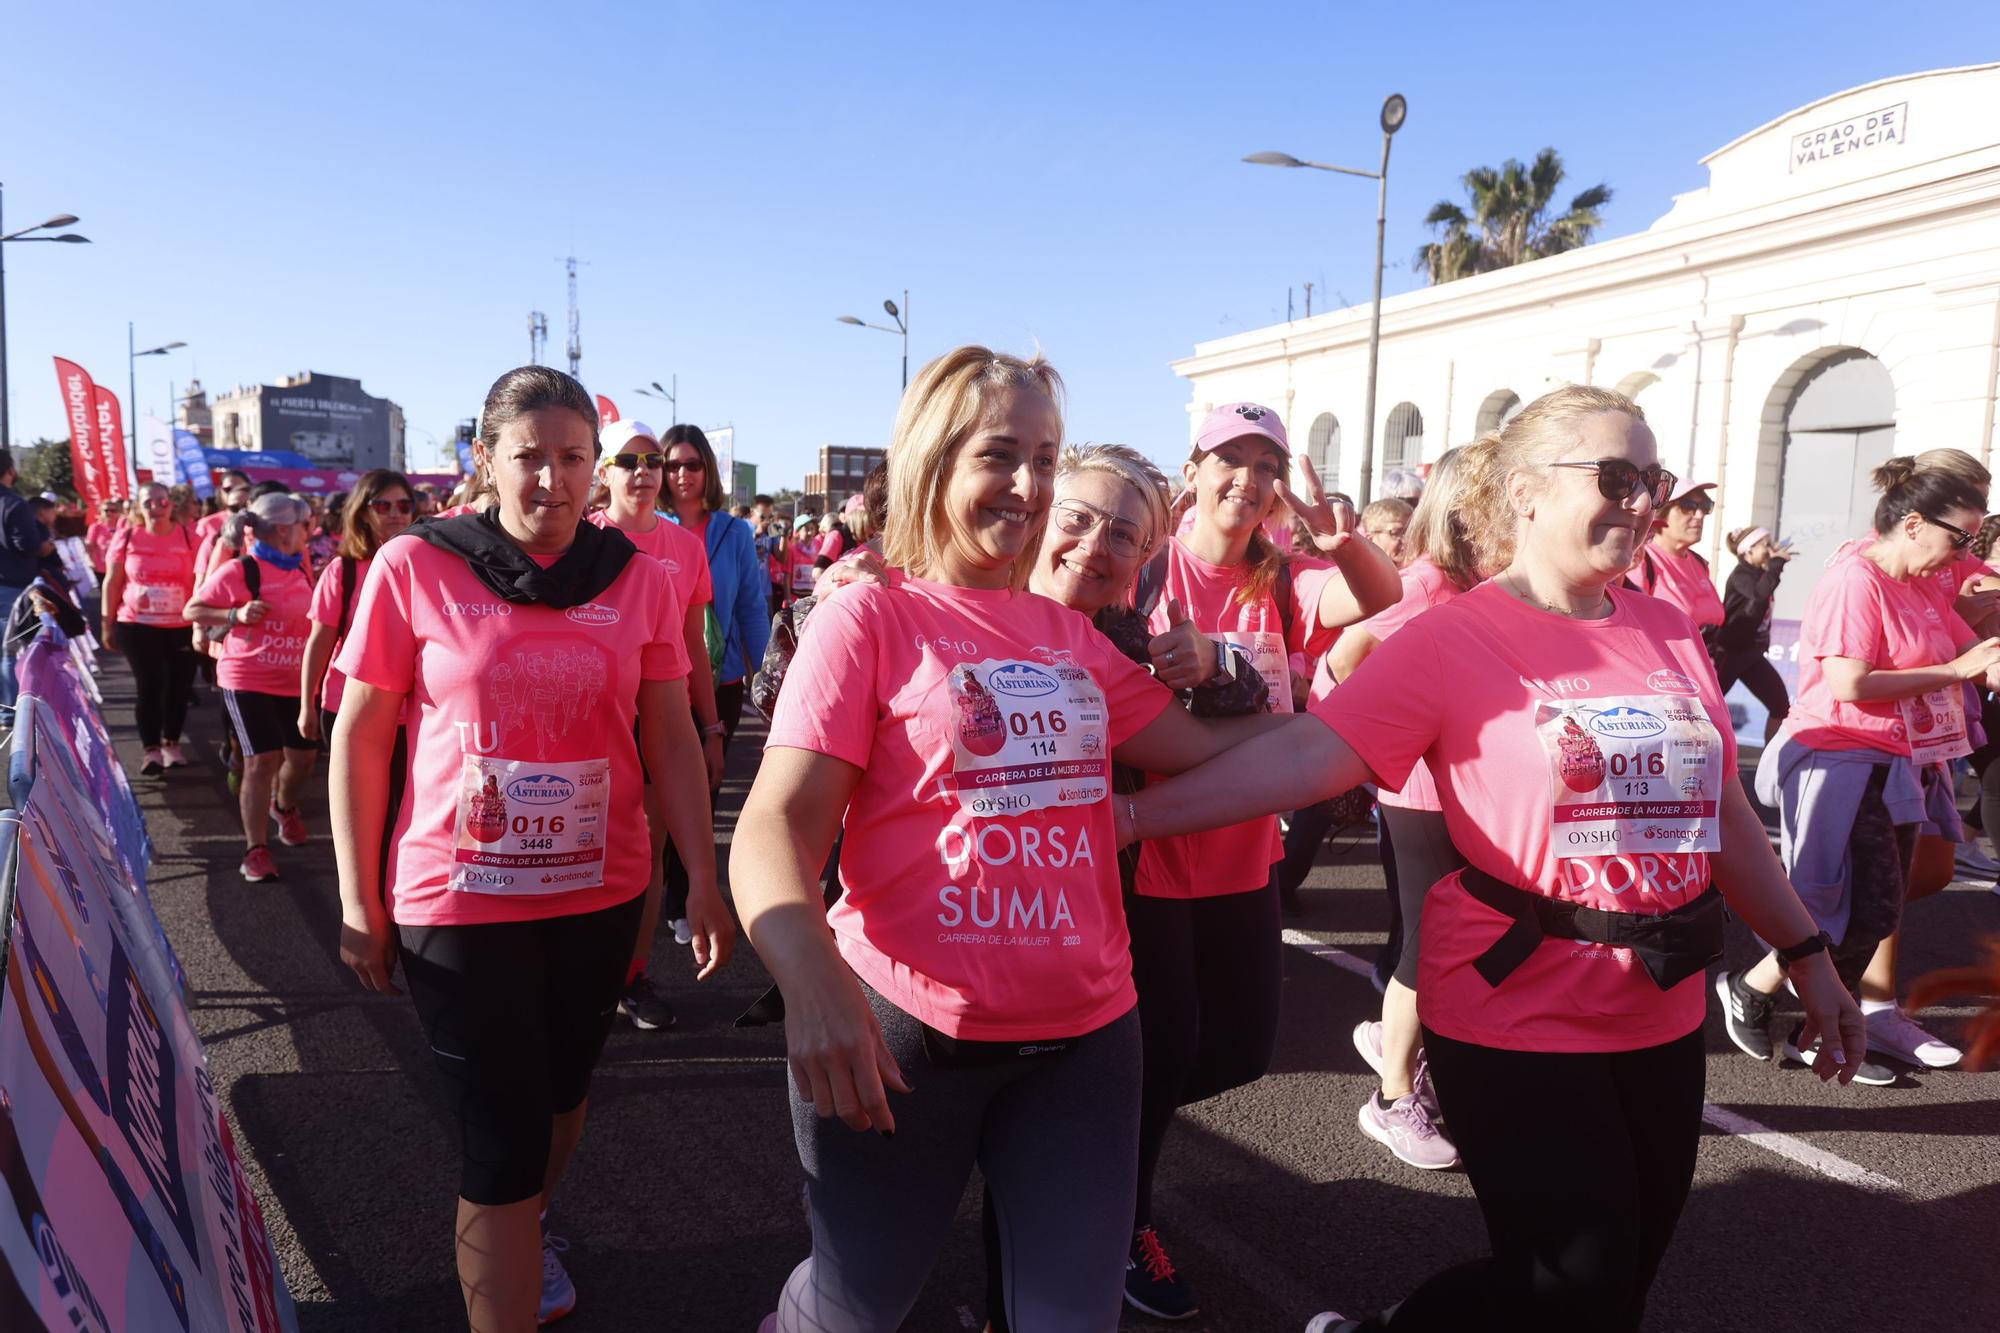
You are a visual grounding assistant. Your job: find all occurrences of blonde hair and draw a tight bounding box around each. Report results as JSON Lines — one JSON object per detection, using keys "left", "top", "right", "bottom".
{"left": 1404, "top": 444, "right": 1484, "bottom": 589}
{"left": 1912, "top": 447, "right": 1991, "bottom": 498}
{"left": 883, "top": 346, "right": 1065, "bottom": 588}
{"left": 1058, "top": 443, "right": 1171, "bottom": 551}
{"left": 1459, "top": 384, "right": 1647, "bottom": 574}
{"left": 1361, "top": 497, "right": 1413, "bottom": 531}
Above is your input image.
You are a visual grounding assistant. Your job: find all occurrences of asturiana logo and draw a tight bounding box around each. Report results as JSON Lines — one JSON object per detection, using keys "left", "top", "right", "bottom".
{"left": 1645, "top": 668, "right": 1699, "bottom": 695}
{"left": 988, "top": 663, "right": 1058, "bottom": 698}
{"left": 1587, "top": 706, "right": 1666, "bottom": 740}
{"left": 565, "top": 602, "right": 620, "bottom": 626}
{"left": 507, "top": 774, "right": 576, "bottom": 804}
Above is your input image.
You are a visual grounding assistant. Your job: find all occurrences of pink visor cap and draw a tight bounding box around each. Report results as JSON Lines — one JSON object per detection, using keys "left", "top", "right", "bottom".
{"left": 1195, "top": 402, "right": 1291, "bottom": 457}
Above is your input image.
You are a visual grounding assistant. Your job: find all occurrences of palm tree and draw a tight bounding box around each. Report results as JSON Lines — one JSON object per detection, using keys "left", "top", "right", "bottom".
{"left": 1416, "top": 148, "right": 1612, "bottom": 285}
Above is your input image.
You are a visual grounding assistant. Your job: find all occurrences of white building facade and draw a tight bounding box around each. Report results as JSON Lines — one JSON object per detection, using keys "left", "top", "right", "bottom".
{"left": 1171, "top": 64, "right": 2000, "bottom": 629}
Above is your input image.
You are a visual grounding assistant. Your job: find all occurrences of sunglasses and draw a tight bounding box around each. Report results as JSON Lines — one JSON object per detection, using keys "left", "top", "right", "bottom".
{"left": 1548, "top": 459, "right": 1678, "bottom": 508}
{"left": 1051, "top": 499, "right": 1148, "bottom": 559}
{"left": 664, "top": 458, "right": 705, "bottom": 475}
{"left": 368, "top": 498, "right": 415, "bottom": 515}
{"left": 1674, "top": 497, "right": 1714, "bottom": 515}
{"left": 610, "top": 451, "right": 665, "bottom": 470}
{"left": 1922, "top": 514, "right": 1978, "bottom": 551}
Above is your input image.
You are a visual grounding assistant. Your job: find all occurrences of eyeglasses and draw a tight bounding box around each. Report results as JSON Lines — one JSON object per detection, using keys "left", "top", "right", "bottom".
{"left": 663, "top": 458, "right": 705, "bottom": 475}
{"left": 368, "top": 498, "right": 416, "bottom": 516}
{"left": 1051, "top": 499, "right": 1148, "bottom": 558}
{"left": 1547, "top": 459, "right": 1677, "bottom": 508}
{"left": 1922, "top": 514, "right": 1978, "bottom": 550}
{"left": 1674, "top": 497, "right": 1714, "bottom": 515}
{"left": 610, "top": 451, "right": 665, "bottom": 470}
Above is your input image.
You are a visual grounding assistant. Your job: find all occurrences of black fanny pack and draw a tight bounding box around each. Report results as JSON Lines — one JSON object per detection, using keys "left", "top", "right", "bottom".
{"left": 1459, "top": 865, "right": 1726, "bottom": 992}
{"left": 920, "top": 1023, "right": 1078, "bottom": 1068}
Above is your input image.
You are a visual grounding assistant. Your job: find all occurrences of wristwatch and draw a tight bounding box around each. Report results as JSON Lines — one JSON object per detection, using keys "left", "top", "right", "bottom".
{"left": 1775, "top": 930, "right": 1834, "bottom": 968}
{"left": 1203, "top": 639, "right": 1244, "bottom": 688}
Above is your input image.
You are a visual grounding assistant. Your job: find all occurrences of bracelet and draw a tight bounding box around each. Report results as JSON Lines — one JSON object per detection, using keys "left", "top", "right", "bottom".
{"left": 226, "top": 607, "right": 238, "bottom": 626}
{"left": 700, "top": 721, "right": 726, "bottom": 738}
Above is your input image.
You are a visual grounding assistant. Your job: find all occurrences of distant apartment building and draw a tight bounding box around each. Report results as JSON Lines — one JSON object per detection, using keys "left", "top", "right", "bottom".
{"left": 802, "top": 445, "right": 884, "bottom": 512}
{"left": 209, "top": 371, "right": 405, "bottom": 470}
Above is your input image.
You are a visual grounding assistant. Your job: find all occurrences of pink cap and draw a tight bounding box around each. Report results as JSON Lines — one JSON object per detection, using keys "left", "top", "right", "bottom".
{"left": 1195, "top": 402, "right": 1290, "bottom": 457}
{"left": 842, "top": 492, "right": 867, "bottom": 517}
{"left": 1666, "top": 478, "right": 1715, "bottom": 505}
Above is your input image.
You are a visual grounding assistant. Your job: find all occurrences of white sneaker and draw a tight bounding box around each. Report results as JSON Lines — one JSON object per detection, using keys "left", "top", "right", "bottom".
{"left": 1864, "top": 1006, "right": 1962, "bottom": 1068}
{"left": 161, "top": 742, "right": 188, "bottom": 768}
{"left": 671, "top": 917, "right": 693, "bottom": 946}
{"left": 1954, "top": 840, "right": 2000, "bottom": 878}
{"left": 1305, "top": 1315, "right": 1357, "bottom": 1332}
{"left": 1351, "top": 1020, "right": 1385, "bottom": 1077}
{"left": 538, "top": 1231, "right": 575, "bottom": 1325}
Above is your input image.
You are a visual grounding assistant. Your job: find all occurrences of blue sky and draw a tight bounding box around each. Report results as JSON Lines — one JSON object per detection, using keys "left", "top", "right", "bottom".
{"left": 4, "top": 1, "right": 1994, "bottom": 484}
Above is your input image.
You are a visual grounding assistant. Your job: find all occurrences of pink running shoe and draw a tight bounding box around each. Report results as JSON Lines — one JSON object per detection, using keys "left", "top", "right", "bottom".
{"left": 271, "top": 803, "right": 309, "bottom": 847}
{"left": 240, "top": 846, "right": 280, "bottom": 882}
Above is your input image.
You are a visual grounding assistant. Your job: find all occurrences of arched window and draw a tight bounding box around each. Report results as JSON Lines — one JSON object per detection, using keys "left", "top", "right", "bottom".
{"left": 1475, "top": 390, "right": 1521, "bottom": 434}
{"left": 1306, "top": 413, "right": 1340, "bottom": 481}
{"left": 1767, "top": 348, "right": 1895, "bottom": 622}
{"left": 1381, "top": 403, "right": 1424, "bottom": 478}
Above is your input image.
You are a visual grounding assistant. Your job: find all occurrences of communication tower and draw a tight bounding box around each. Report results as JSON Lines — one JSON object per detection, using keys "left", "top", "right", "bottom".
{"left": 563, "top": 255, "right": 583, "bottom": 377}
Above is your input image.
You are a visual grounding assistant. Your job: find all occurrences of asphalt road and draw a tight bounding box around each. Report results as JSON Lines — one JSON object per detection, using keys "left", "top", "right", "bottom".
{"left": 110, "top": 662, "right": 1999, "bottom": 1333}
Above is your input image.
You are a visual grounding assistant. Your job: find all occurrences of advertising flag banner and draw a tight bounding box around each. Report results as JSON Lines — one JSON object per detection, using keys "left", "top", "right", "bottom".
{"left": 709, "top": 426, "right": 735, "bottom": 500}
{"left": 143, "top": 416, "right": 177, "bottom": 486}
{"left": 595, "top": 395, "right": 619, "bottom": 426}
{"left": 0, "top": 641, "right": 297, "bottom": 1333}
{"left": 51, "top": 359, "right": 110, "bottom": 515}
{"left": 89, "top": 385, "right": 132, "bottom": 502}
{"left": 173, "top": 432, "right": 215, "bottom": 500}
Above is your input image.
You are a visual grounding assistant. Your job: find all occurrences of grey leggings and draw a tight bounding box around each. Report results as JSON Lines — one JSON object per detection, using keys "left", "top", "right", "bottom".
{"left": 774, "top": 986, "right": 1142, "bottom": 1333}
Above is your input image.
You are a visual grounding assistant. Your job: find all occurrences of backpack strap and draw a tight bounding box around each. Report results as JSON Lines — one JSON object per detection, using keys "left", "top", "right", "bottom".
{"left": 336, "top": 556, "right": 359, "bottom": 639}
{"left": 1132, "top": 548, "right": 1173, "bottom": 620}
{"left": 239, "top": 552, "right": 260, "bottom": 600}
{"left": 1275, "top": 559, "right": 1297, "bottom": 640}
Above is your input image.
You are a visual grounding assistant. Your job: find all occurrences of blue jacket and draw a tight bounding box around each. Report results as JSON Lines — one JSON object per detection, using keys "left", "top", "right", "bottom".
{"left": 672, "top": 510, "right": 770, "bottom": 685}
{"left": 0, "top": 484, "right": 45, "bottom": 587}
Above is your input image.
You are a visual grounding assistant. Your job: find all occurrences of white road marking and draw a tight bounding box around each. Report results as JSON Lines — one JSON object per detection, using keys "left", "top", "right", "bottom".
{"left": 1281, "top": 931, "right": 1904, "bottom": 1193}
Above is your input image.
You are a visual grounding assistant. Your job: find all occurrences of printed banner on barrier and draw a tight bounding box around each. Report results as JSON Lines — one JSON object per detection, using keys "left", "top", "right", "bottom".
{"left": 0, "top": 645, "right": 296, "bottom": 1332}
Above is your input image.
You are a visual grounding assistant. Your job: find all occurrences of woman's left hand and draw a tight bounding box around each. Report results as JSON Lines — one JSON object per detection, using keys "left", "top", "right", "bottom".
{"left": 685, "top": 884, "right": 736, "bottom": 980}
{"left": 1147, "top": 598, "right": 1219, "bottom": 690}
{"left": 1791, "top": 952, "right": 1868, "bottom": 1084}
{"left": 1274, "top": 455, "right": 1358, "bottom": 553}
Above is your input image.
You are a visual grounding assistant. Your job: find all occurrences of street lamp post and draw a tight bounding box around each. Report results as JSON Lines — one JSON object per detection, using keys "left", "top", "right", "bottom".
{"left": 0, "top": 183, "right": 90, "bottom": 450}
{"left": 836, "top": 289, "right": 909, "bottom": 391}
{"left": 128, "top": 324, "right": 185, "bottom": 480}
{"left": 1245, "top": 94, "right": 1406, "bottom": 505}
{"left": 634, "top": 376, "right": 677, "bottom": 425}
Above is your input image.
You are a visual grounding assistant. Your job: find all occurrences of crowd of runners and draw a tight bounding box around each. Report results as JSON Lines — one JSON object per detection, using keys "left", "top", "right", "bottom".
{"left": 32, "top": 347, "right": 1999, "bottom": 1332}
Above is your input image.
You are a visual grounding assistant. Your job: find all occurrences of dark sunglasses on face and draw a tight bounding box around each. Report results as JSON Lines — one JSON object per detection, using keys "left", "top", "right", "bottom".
{"left": 368, "top": 498, "right": 415, "bottom": 515}
{"left": 663, "top": 458, "right": 705, "bottom": 475}
{"left": 1674, "top": 497, "right": 1714, "bottom": 515}
{"left": 610, "top": 451, "right": 665, "bottom": 470}
{"left": 1547, "top": 458, "right": 1678, "bottom": 508}
{"left": 1922, "top": 513, "right": 1978, "bottom": 550}
{"left": 1051, "top": 500, "right": 1148, "bottom": 558}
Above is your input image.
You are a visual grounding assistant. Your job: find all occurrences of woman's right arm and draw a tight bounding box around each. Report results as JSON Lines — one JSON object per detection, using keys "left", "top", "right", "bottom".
{"left": 734, "top": 746, "right": 910, "bottom": 1133}
{"left": 297, "top": 620, "right": 339, "bottom": 740}
{"left": 1326, "top": 626, "right": 1382, "bottom": 684}
{"left": 100, "top": 564, "right": 125, "bottom": 651}
{"left": 1820, "top": 639, "right": 2000, "bottom": 703}
{"left": 330, "top": 680, "right": 407, "bottom": 992}
{"left": 1123, "top": 715, "right": 1374, "bottom": 845}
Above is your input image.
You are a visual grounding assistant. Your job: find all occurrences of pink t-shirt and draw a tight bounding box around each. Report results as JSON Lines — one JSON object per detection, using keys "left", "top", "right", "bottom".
{"left": 1315, "top": 582, "right": 1735, "bottom": 1052}
{"left": 194, "top": 555, "right": 315, "bottom": 696}
{"left": 767, "top": 578, "right": 1171, "bottom": 1040}
{"left": 1635, "top": 543, "right": 1723, "bottom": 628}
{"left": 1788, "top": 551, "right": 1961, "bottom": 756}
{"left": 1135, "top": 538, "right": 1302, "bottom": 899}
{"left": 1353, "top": 558, "right": 1468, "bottom": 812}
{"left": 86, "top": 521, "right": 118, "bottom": 571}
{"left": 308, "top": 555, "right": 374, "bottom": 713}
{"left": 106, "top": 523, "right": 197, "bottom": 628}
{"left": 588, "top": 509, "right": 712, "bottom": 611}
{"left": 334, "top": 537, "right": 689, "bottom": 926}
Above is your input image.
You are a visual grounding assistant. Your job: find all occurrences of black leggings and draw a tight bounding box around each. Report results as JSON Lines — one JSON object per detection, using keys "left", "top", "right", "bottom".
{"left": 1378, "top": 806, "right": 1462, "bottom": 990}
{"left": 1129, "top": 874, "right": 1282, "bottom": 1228}
{"left": 663, "top": 679, "right": 746, "bottom": 919}
{"left": 1826, "top": 765, "right": 1915, "bottom": 997}
{"left": 119, "top": 622, "right": 198, "bottom": 748}
{"left": 1713, "top": 647, "right": 1790, "bottom": 726}
{"left": 1366, "top": 1026, "right": 1706, "bottom": 1333}
{"left": 397, "top": 893, "right": 642, "bottom": 1205}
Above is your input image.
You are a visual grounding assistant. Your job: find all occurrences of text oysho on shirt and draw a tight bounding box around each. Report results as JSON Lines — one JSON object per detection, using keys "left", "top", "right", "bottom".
{"left": 1315, "top": 582, "right": 1736, "bottom": 1053}
{"left": 333, "top": 537, "right": 689, "bottom": 927}
{"left": 767, "top": 578, "right": 1170, "bottom": 1041}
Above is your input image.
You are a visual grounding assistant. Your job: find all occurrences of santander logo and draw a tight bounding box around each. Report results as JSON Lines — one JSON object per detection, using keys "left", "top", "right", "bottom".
{"left": 565, "top": 602, "right": 620, "bottom": 626}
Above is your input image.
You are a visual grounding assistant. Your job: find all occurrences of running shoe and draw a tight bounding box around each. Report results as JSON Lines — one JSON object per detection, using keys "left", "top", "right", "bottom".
{"left": 617, "top": 976, "right": 677, "bottom": 1031}
{"left": 538, "top": 1230, "right": 575, "bottom": 1325}
{"left": 1715, "top": 970, "right": 1776, "bottom": 1061}
{"left": 140, "top": 748, "right": 164, "bottom": 776}
{"left": 1124, "top": 1226, "right": 1198, "bottom": 1321}
{"left": 1863, "top": 1006, "right": 1962, "bottom": 1068}
{"left": 161, "top": 742, "right": 189, "bottom": 768}
{"left": 1354, "top": 1020, "right": 1444, "bottom": 1122}
{"left": 671, "top": 917, "right": 694, "bottom": 946}
{"left": 1357, "top": 1091, "right": 1460, "bottom": 1170}
{"left": 271, "top": 804, "right": 309, "bottom": 847}
{"left": 1953, "top": 839, "right": 2000, "bottom": 880}
{"left": 1780, "top": 1024, "right": 1897, "bottom": 1086}
{"left": 239, "top": 846, "right": 279, "bottom": 883}
{"left": 1305, "top": 1317, "right": 1359, "bottom": 1333}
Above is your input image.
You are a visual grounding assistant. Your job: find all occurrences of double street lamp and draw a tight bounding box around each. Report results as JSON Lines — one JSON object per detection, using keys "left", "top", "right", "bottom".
{"left": 129, "top": 324, "right": 185, "bottom": 468}
{"left": 0, "top": 183, "right": 91, "bottom": 450}
{"left": 837, "top": 290, "right": 909, "bottom": 391}
{"left": 1245, "top": 93, "right": 1407, "bottom": 505}
{"left": 633, "top": 377, "right": 677, "bottom": 425}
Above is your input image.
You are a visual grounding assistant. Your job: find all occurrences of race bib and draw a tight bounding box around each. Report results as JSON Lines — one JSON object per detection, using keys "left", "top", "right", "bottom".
{"left": 1536, "top": 695, "right": 1722, "bottom": 857}
{"left": 1218, "top": 629, "right": 1293, "bottom": 714}
{"left": 944, "top": 659, "right": 1110, "bottom": 816}
{"left": 451, "top": 755, "right": 610, "bottom": 894}
{"left": 1901, "top": 685, "right": 1971, "bottom": 765}
{"left": 136, "top": 584, "right": 180, "bottom": 615}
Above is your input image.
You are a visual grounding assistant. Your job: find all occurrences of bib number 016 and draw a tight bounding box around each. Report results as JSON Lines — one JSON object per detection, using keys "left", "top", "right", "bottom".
{"left": 1010, "top": 708, "right": 1067, "bottom": 758}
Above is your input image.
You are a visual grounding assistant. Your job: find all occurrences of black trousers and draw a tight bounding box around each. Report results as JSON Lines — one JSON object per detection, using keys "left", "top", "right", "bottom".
{"left": 1368, "top": 1026, "right": 1706, "bottom": 1333}
{"left": 1713, "top": 647, "right": 1790, "bottom": 726}
{"left": 663, "top": 679, "right": 745, "bottom": 921}
{"left": 119, "top": 622, "right": 199, "bottom": 748}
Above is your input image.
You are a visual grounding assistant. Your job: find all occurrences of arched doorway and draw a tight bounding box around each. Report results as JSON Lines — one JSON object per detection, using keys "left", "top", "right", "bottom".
{"left": 1306, "top": 413, "right": 1340, "bottom": 484}
{"left": 1475, "top": 390, "right": 1521, "bottom": 434}
{"left": 1771, "top": 350, "right": 1896, "bottom": 623}
{"left": 1381, "top": 402, "right": 1423, "bottom": 482}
